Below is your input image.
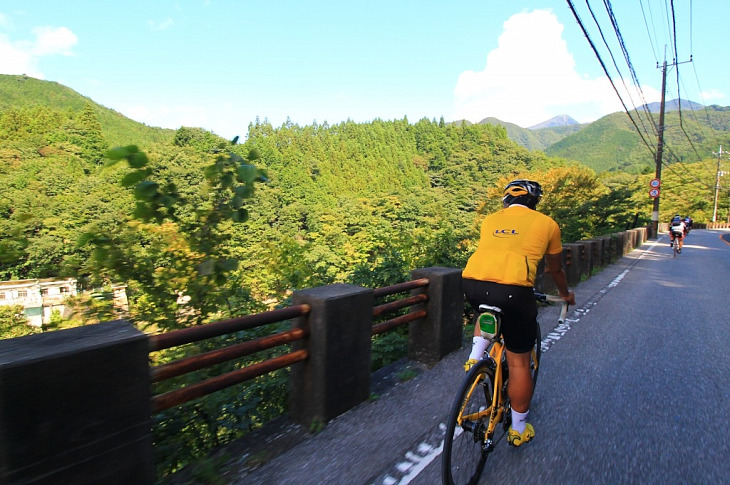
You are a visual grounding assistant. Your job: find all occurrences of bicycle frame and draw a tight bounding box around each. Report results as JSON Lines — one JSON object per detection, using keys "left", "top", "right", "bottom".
{"left": 456, "top": 338, "right": 509, "bottom": 451}
{"left": 485, "top": 340, "right": 507, "bottom": 442}
{"left": 443, "top": 292, "right": 566, "bottom": 485}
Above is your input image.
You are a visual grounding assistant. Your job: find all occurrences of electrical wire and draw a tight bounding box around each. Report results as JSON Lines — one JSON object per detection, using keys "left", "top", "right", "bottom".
{"left": 639, "top": 0, "right": 659, "bottom": 62}
{"left": 585, "top": 0, "right": 657, "bottom": 138}
{"left": 567, "top": 0, "right": 719, "bottom": 194}
{"left": 602, "top": 0, "right": 658, "bottom": 136}
{"left": 565, "top": 0, "right": 657, "bottom": 158}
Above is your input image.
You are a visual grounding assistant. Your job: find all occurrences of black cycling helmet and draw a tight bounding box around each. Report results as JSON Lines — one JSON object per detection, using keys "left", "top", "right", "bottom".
{"left": 502, "top": 179, "right": 543, "bottom": 209}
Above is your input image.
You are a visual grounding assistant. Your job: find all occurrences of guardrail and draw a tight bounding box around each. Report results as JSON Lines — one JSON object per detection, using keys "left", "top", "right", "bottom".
{"left": 149, "top": 305, "right": 311, "bottom": 413}
{"left": 148, "top": 277, "right": 432, "bottom": 414}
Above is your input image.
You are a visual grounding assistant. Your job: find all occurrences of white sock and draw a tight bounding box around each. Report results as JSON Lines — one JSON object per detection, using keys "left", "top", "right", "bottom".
{"left": 468, "top": 337, "right": 489, "bottom": 361}
{"left": 511, "top": 409, "right": 529, "bottom": 433}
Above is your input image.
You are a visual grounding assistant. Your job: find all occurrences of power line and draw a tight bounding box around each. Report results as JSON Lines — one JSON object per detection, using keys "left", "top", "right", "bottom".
{"left": 639, "top": 0, "right": 660, "bottom": 62}
{"left": 565, "top": 0, "right": 657, "bottom": 157}
{"left": 584, "top": 0, "right": 657, "bottom": 137}
{"left": 567, "top": 0, "right": 721, "bottom": 225}
{"left": 603, "top": 0, "right": 659, "bottom": 136}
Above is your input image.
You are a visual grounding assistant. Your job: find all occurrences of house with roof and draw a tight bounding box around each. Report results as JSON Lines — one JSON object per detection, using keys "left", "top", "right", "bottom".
{"left": 0, "top": 278, "right": 78, "bottom": 327}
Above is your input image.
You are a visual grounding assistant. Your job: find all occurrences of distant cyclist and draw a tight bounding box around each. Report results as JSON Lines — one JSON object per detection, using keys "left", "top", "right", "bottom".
{"left": 669, "top": 214, "right": 686, "bottom": 252}
{"left": 462, "top": 179, "right": 575, "bottom": 447}
{"left": 683, "top": 216, "right": 693, "bottom": 235}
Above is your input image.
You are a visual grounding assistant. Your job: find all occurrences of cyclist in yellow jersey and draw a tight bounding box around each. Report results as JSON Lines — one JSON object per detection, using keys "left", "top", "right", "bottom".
{"left": 462, "top": 179, "right": 575, "bottom": 447}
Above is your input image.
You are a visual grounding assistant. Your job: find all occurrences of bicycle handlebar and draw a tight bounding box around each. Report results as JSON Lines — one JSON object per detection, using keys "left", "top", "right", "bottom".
{"left": 534, "top": 291, "right": 570, "bottom": 324}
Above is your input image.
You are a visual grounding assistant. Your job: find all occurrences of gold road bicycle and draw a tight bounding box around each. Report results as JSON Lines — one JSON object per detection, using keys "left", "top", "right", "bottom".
{"left": 441, "top": 291, "right": 569, "bottom": 485}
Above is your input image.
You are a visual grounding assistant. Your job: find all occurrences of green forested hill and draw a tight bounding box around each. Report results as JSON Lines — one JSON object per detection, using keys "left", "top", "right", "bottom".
{"left": 1, "top": 75, "right": 725, "bottom": 315}
{"left": 545, "top": 106, "right": 730, "bottom": 174}
{"left": 478, "top": 116, "right": 585, "bottom": 152}
{"left": 0, "top": 74, "right": 174, "bottom": 146}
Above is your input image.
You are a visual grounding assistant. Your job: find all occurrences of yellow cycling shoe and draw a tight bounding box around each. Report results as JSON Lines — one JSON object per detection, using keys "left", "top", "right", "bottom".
{"left": 463, "top": 358, "right": 477, "bottom": 372}
{"left": 507, "top": 423, "right": 535, "bottom": 447}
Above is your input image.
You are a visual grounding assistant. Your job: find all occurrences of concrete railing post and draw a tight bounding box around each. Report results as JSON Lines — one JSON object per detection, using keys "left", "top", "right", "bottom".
{"left": 611, "top": 233, "right": 622, "bottom": 260}
{"left": 289, "top": 284, "right": 373, "bottom": 426}
{"left": 562, "top": 243, "right": 583, "bottom": 287}
{"left": 626, "top": 231, "right": 635, "bottom": 252}
{"left": 602, "top": 235, "right": 615, "bottom": 264}
{"left": 0, "top": 320, "right": 153, "bottom": 484}
{"left": 616, "top": 231, "right": 628, "bottom": 255}
{"left": 408, "top": 267, "right": 463, "bottom": 366}
{"left": 580, "top": 240, "right": 597, "bottom": 278}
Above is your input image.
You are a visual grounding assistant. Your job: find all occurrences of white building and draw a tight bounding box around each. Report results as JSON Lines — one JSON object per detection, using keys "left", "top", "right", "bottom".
{"left": 0, "top": 278, "right": 78, "bottom": 327}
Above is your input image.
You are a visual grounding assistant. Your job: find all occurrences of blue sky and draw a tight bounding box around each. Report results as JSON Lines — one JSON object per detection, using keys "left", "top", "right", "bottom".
{"left": 1, "top": 1, "right": 727, "bottom": 141}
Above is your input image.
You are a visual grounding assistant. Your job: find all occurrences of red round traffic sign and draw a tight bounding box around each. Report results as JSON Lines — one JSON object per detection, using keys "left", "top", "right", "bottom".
{"left": 650, "top": 178, "right": 661, "bottom": 188}
{"left": 649, "top": 188, "right": 660, "bottom": 198}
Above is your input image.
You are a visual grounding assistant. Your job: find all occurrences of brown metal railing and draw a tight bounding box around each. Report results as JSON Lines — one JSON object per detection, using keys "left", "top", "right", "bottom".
{"left": 150, "top": 304, "right": 310, "bottom": 413}
{"left": 372, "top": 278, "right": 429, "bottom": 335}
{"left": 149, "top": 278, "right": 431, "bottom": 413}
{"left": 149, "top": 304, "right": 310, "bottom": 351}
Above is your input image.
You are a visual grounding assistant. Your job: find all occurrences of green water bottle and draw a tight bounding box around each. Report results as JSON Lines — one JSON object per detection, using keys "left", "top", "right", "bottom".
{"left": 478, "top": 312, "right": 497, "bottom": 340}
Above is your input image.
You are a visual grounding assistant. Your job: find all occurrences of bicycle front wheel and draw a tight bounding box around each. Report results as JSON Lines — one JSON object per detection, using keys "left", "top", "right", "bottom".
{"left": 442, "top": 359, "right": 495, "bottom": 485}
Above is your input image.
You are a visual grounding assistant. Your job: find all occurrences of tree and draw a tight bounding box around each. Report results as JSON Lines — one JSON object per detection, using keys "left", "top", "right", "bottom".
{"left": 80, "top": 143, "right": 267, "bottom": 330}
{"left": 0, "top": 305, "right": 37, "bottom": 339}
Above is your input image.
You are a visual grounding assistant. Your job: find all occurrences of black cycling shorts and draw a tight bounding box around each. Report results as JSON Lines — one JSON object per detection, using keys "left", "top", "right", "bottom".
{"left": 463, "top": 278, "right": 538, "bottom": 354}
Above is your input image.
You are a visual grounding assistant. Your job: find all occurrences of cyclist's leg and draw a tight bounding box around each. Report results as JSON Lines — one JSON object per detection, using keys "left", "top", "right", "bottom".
{"left": 505, "top": 350, "right": 533, "bottom": 413}
{"left": 496, "top": 285, "right": 538, "bottom": 445}
{"left": 462, "top": 278, "right": 493, "bottom": 369}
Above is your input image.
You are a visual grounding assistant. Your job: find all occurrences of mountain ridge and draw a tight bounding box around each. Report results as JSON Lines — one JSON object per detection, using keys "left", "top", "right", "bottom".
{"left": 2, "top": 74, "right": 729, "bottom": 175}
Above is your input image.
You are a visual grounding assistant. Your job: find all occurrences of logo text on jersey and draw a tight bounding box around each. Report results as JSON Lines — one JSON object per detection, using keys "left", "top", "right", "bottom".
{"left": 493, "top": 229, "right": 519, "bottom": 238}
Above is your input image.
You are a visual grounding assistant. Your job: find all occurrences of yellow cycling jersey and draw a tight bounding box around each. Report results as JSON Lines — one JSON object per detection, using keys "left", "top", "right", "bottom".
{"left": 462, "top": 205, "right": 562, "bottom": 287}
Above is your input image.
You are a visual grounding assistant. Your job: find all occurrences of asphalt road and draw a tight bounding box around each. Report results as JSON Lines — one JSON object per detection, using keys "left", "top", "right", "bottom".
{"left": 236, "top": 229, "right": 730, "bottom": 485}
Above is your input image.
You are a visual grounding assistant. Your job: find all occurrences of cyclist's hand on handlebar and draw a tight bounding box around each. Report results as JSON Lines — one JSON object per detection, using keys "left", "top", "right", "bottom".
{"left": 560, "top": 291, "right": 575, "bottom": 306}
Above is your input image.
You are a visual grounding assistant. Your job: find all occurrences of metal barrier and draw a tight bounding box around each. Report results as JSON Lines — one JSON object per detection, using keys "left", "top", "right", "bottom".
{"left": 372, "top": 278, "right": 429, "bottom": 335}
{"left": 148, "top": 278, "right": 432, "bottom": 413}
{"left": 149, "top": 304, "right": 310, "bottom": 412}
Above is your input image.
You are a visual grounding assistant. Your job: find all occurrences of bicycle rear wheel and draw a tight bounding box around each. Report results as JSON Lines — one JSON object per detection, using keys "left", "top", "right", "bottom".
{"left": 442, "top": 359, "right": 495, "bottom": 485}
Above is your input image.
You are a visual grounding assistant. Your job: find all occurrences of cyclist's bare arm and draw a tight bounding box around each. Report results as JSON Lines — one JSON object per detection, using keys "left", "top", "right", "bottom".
{"left": 535, "top": 292, "right": 570, "bottom": 324}
{"left": 544, "top": 252, "right": 575, "bottom": 305}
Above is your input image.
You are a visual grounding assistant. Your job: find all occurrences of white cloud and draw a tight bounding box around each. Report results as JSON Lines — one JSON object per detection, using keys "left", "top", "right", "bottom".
{"left": 148, "top": 18, "right": 174, "bottom": 31}
{"left": 453, "top": 9, "right": 653, "bottom": 127}
{"left": 700, "top": 89, "right": 725, "bottom": 102}
{"left": 31, "top": 26, "right": 77, "bottom": 56}
{"left": 0, "top": 25, "right": 77, "bottom": 78}
{"left": 0, "top": 33, "right": 41, "bottom": 77}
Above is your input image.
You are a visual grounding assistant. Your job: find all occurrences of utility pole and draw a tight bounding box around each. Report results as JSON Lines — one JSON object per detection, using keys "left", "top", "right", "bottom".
{"left": 651, "top": 59, "right": 668, "bottom": 237}
{"left": 650, "top": 52, "right": 692, "bottom": 236}
{"left": 711, "top": 146, "right": 729, "bottom": 222}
